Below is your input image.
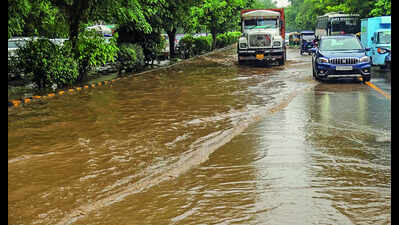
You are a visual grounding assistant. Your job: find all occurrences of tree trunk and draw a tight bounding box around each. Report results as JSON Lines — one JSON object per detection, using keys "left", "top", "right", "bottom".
{"left": 167, "top": 28, "right": 177, "bottom": 58}
{"left": 67, "top": 0, "right": 90, "bottom": 82}
{"left": 211, "top": 30, "right": 217, "bottom": 50}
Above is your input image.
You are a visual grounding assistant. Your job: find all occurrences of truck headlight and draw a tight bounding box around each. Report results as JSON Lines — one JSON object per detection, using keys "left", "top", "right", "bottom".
{"left": 359, "top": 56, "right": 370, "bottom": 63}
{"left": 273, "top": 41, "right": 281, "bottom": 47}
{"left": 239, "top": 43, "right": 247, "bottom": 49}
{"left": 317, "top": 57, "right": 329, "bottom": 63}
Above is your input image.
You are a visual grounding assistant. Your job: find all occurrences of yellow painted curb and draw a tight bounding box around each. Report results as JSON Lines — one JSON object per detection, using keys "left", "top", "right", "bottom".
{"left": 11, "top": 100, "right": 21, "bottom": 107}
{"left": 10, "top": 77, "right": 118, "bottom": 108}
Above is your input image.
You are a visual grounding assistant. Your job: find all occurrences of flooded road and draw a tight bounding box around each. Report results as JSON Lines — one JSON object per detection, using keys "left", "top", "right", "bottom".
{"left": 8, "top": 47, "right": 391, "bottom": 225}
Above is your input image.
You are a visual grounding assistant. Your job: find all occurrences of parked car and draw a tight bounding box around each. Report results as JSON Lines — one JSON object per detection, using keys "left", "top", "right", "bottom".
{"left": 299, "top": 30, "right": 316, "bottom": 55}
{"left": 311, "top": 35, "right": 371, "bottom": 82}
{"left": 8, "top": 37, "right": 32, "bottom": 57}
{"left": 8, "top": 37, "right": 67, "bottom": 57}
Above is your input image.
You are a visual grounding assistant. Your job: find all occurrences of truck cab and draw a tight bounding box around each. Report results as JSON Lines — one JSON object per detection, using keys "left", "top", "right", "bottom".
{"left": 360, "top": 16, "right": 391, "bottom": 67}
{"left": 237, "top": 9, "right": 286, "bottom": 65}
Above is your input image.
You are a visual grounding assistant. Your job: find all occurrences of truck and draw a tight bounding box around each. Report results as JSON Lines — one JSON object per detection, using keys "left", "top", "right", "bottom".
{"left": 237, "top": 8, "right": 286, "bottom": 65}
{"left": 360, "top": 16, "right": 391, "bottom": 67}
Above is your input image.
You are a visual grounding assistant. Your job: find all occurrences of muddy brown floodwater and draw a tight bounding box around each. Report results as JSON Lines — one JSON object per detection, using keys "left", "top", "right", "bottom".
{"left": 8, "top": 47, "right": 390, "bottom": 225}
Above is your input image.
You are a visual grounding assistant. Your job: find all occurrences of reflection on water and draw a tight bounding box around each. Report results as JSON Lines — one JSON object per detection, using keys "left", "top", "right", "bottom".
{"left": 8, "top": 48, "right": 390, "bottom": 225}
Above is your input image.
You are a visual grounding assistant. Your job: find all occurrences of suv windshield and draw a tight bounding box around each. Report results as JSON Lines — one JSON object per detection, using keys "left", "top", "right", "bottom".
{"left": 244, "top": 19, "right": 277, "bottom": 29}
{"left": 319, "top": 37, "right": 363, "bottom": 51}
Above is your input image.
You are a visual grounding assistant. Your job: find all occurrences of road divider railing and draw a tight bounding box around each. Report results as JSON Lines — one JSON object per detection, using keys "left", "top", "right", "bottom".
{"left": 8, "top": 77, "right": 123, "bottom": 108}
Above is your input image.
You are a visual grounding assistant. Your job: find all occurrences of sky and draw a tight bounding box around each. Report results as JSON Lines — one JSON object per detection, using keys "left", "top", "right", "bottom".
{"left": 275, "top": 0, "right": 291, "bottom": 7}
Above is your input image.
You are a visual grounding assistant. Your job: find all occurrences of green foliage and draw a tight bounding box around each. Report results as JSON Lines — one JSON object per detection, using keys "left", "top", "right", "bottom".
{"left": 193, "top": 35, "right": 212, "bottom": 55}
{"left": 72, "top": 30, "right": 119, "bottom": 81}
{"left": 248, "top": 0, "right": 277, "bottom": 9}
{"left": 117, "top": 43, "right": 145, "bottom": 74}
{"left": 8, "top": 0, "right": 31, "bottom": 38}
{"left": 177, "top": 31, "right": 240, "bottom": 59}
{"left": 285, "top": 0, "right": 390, "bottom": 32}
{"left": 8, "top": 55, "right": 20, "bottom": 80}
{"left": 370, "top": 0, "right": 391, "bottom": 16}
{"left": 15, "top": 38, "right": 79, "bottom": 88}
{"left": 216, "top": 31, "right": 241, "bottom": 48}
{"left": 190, "top": 0, "right": 246, "bottom": 49}
{"left": 177, "top": 35, "right": 195, "bottom": 59}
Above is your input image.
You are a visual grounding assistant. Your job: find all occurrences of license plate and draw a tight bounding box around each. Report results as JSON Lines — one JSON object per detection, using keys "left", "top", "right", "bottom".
{"left": 336, "top": 66, "right": 353, "bottom": 71}
{"left": 256, "top": 54, "right": 264, "bottom": 60}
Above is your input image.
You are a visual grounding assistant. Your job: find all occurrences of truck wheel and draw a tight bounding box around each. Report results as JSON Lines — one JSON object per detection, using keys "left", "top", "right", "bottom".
{"left": 278, "top": 50, "right": 286, "bottom": 66}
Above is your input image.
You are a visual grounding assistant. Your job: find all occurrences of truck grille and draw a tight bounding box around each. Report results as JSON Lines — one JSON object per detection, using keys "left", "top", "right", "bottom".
{"left": 329, "top": 57, "right": 359, "bottom": 64}
{"left": 249, "top": 34, "right": 271, "bottom": 48}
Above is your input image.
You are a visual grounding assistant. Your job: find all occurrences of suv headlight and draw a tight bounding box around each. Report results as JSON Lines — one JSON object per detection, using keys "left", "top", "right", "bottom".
{"left": 359, "top": 56, "right": 370, "bottom": 63}
{"left": 273, "top": 41, "right": 281, "bottom": 47}
{"left": 317, "top": 57, "right": 329, "bottom": 63}
{"left": 239, "top": 43, "right": 247, "bottom": 49}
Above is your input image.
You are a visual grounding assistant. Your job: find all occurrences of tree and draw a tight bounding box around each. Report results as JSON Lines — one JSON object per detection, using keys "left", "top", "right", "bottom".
{"left": 370, "top": 0, "right": 391, "bottom": 16}
{"left": 157, "top": 0, "right": 197, "bottom": 58}
{"left": 9, "top": 0, "right": 63, "bottom": 38}
{"left": 190, "top": 0, "right": 246, "bottom": 50}
{"left": 8, "top": 0, "right": 31, "bottom": 38}
{"left": 249, "top": 0, "right": 277, "bottom": 8}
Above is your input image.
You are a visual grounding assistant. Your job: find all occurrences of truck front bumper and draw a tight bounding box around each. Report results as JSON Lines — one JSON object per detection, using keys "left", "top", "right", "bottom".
{"left": 238, "top": 48, "right": 284, "bottom": 61}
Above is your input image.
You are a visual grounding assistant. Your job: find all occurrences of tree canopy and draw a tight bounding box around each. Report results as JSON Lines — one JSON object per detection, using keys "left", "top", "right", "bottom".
{"left": 285, "top": 0, "right": 391, "bottom": 32}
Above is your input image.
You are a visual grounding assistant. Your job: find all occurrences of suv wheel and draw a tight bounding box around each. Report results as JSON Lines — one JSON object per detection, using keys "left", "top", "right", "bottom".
{"left": 362, "top": 75, "right": 371, "bottom": 82}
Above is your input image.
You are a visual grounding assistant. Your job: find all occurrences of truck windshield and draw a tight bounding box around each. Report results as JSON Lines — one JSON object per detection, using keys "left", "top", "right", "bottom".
{"left": 244, "top": 19, "right": 277, "bottom": 29}
{"left": 377, "top": 31, "right": 391, "bottom": 44}
{"left": 319, "top": 37, "right": 363, "bottom": 51}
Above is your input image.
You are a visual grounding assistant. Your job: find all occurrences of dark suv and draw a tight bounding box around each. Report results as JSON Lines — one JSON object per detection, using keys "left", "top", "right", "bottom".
{"left": 311, "top": 35, "right": 371, "bottom": 82}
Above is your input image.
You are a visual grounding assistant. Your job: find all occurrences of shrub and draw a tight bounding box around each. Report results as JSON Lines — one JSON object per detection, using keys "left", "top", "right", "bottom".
{"left": 8, "top": 55, "right": 20, "bottom": 80}
{"left": 193, "top": 36, "right": 212, "bottom": 55}
{"left": 73, "top": 30, "right": 119, "bottom": 81}
{"left": 15, "top": 38, "right": 79, "bottom": 89}
{"left": 216, "top": 32, "right": 241, "bottom": 49}
{"left": 226, "top": 31, "right": 241, "bottom": 44}
{"left": 117, "top": 43, "right": 145, "bottom": 74}
{"left": 177, "top": 35, "right": 195, "bottom": 59}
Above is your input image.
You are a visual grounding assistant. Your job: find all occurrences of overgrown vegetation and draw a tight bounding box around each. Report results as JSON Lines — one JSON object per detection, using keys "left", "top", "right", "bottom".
{"left": 15, "top": 38, "right": 78, "bottom": 89}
